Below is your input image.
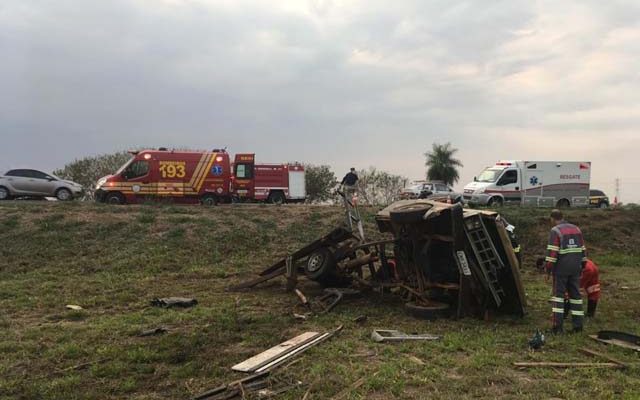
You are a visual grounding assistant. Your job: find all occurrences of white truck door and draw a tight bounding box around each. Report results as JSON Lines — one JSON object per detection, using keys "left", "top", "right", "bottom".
{"left": 288, "top": 170, "right": 306, "bottom": 200}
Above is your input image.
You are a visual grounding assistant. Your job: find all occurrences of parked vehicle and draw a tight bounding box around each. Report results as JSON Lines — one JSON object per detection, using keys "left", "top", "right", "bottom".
{"left": 589, "top": 189, "right": 610, "bottom": 208}
{"left": 0, "top": 169, "right": 84, "bottom": 201}
{"left": 400, "top": 181, "right": 463, "bottom": 203}
{"left": 95, "top": 148, "right": 306, "bottom": 205}
{"left": 463, "top": 160, "right": 591, "bottom": 207}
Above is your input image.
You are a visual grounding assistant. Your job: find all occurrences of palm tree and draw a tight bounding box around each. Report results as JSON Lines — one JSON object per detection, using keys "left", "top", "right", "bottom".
{"left": 424, "top": 142, "right": 463, "bottom": 186}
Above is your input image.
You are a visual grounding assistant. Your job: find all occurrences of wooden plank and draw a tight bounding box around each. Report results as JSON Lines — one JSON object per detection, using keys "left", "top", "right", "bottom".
{"left": 513, "top": 362, "right": 622, "bottom": 369}
{"left": 580, "top": 348, "right": 628, "bottom": 368}
{"left": 590, "top": 335, "right": 640, "bottom": 352}
{"left": 232, "top": 332, "right": 321, "bottom": 372}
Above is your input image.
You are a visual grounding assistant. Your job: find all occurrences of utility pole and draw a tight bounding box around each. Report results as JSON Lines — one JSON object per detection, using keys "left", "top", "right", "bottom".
{"left": 615, "top": 178, "right": 620, "bottom": 205}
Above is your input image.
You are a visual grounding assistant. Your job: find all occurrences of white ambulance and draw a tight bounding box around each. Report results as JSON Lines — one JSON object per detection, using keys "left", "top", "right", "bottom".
{"left": 463, "top": 160, "right": 591, "bottom": 207}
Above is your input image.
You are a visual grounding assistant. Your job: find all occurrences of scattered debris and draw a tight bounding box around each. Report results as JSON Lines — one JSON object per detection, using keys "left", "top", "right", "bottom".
{"left": 406, "top": 354, "right": 426, "bottom": 365}
{"left": 191, "top": 371, "right": 269, "bottom": 400}
{"left": 233, "top": 325, "right": 343, "bottom": 373}
{"left": 138, "top": 327, "right": 168, "bottom": 337}
{"left": 580, "top": 347, "right": 628, "bottom": 369}
{"left": 293, "top": 313, "right": 310, "bottom": 321}
{"left": 514, "top": 362, "right": 623, "bottom": 369}
{"left": 150, "top": 297, "right": 197, "bottom": 308}
{"left": 294, "top": 289, "right": 310, "bottom": 309}
{"left": 371, "top": 329, "right": 440, "bottom": 343}
{"left": 65, "top": 305, "right": 83, "bottom": 310}
{"left": 353, "top": 315, "right": 368, "bottom": 324}
{"left": 528, "top": 330, "right": 545, "bottom": 350}
{"left": 590, "top": 330, "right": 640, "bottom": 352}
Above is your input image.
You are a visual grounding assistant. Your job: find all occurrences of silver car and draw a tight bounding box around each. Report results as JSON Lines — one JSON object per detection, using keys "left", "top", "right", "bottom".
{"left": 0, "top": 169, "right": 83, "bottom": 201}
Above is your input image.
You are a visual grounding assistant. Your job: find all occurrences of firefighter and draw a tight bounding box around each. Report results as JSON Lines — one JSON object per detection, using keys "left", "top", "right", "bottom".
{"left": 544, "top": 209, "right": 587, "bottom": 334}
{"left": 340, "top": 168, "right": 359, "bottom": 196}
{"left": 564, "top": 258, "right": 601, "bottom": 318}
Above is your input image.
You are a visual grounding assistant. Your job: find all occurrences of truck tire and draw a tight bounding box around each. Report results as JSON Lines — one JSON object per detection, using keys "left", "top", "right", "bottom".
{"left": 201, "top": 194, "right": 218, "bottom": 206}
{"left": 0, "top": 186, "right": 11, "bottom": 200}
{"left": 488, "top": 197, "right": 503, "bottom": 207}
{"left": 599, "top": 201, "right": 609, "bottom": 209}
{"left": 556, "top": 198, "right": 570, "bottom": 208}
{"left": 389, "top": 203, "right": 431, "bottom": 224}
{"left": 304, "top": 247, "right": 338, "bottom": 283}
{"left": 404, "top": 301, "right": 450, "bottom": 320}
{"left": 268, "top": 191, "right": 285, "bottom": 205}
{"left": 55, "top": 188, "right": 72, "bottom": 201}
{"left": 105, "top": 192, "right": 125, "bottom": 205}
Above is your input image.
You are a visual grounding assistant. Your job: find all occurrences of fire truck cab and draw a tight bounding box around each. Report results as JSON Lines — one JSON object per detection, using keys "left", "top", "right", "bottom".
{"left": 95, "top": 148, "right": 306, "bottom": 205}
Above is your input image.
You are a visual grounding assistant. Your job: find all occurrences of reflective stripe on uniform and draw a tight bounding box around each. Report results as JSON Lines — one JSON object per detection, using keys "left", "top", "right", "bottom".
{"left": 569, "top": 299, "right": 583, "bottom": 305}
{"left": 552, "top": 308, "right": 564, "bottom": 314}
{"left": 547, "top": 245, "right": 560, "bottom": 251}
{"left": 545, "top": 256, "right": 557, "bottom": 263}
{"left": 558, "top": 248, "right": 585, "bottom": 254}
{"left": 587, "top": 284, "right": 601, "bottom": 293}
{"left": 513, "top": 245, "right": 521, "bottom": 253}
{"left": 550, "top": 297, "right": 564, "bottom": 303}
{"left": 570, "top": 310, "right": 585, "bottom": 316}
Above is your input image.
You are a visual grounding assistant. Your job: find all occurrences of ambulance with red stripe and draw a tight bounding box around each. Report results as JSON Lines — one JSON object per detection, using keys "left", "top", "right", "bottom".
{"left": 463, "top": 160, "right": 591, "bottom": 207}
{"left": 95, "top": 148, "right": 305, "bottom": 205}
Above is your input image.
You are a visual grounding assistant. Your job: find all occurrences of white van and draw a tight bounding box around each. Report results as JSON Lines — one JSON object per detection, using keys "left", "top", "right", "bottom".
{"left": 463, "top": 160, "right": 591, "bottom": 207}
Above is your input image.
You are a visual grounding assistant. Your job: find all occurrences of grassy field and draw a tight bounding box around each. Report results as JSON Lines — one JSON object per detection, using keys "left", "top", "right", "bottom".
{"left": 1, "top": 202, "right": 639, "bottom": 400}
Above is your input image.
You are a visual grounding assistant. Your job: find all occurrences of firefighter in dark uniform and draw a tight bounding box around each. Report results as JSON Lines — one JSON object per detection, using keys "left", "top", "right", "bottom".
{"left": 544, "top": 209, "right": 587, "bottom": 333}
{"left": 340, "top": 168, "right": 359, "bottom": 196}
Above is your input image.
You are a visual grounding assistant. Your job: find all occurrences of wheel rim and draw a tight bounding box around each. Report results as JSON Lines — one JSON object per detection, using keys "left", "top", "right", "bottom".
{"left": 204, "top": 197, "right": 215, "bottom": 206}
{"left": 58, "top": 190, "right": 70, "bottom": 200}
{"left": 107, "top": 195, "right": 121, "bottom": 204}
{"left": 0, "top": 188, "right": 7, "bottom": 199}
{"left": 307, "top": 253, "right": 325, "bottom": 272}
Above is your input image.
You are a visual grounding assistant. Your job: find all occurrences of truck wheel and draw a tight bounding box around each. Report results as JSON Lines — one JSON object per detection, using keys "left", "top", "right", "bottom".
{"left": 268, "top": 191, "right": 285, "bottom": 205}
{"left": 488, "top": 197, "right": 503, "bottom": 207}
{"left": 105, "top": 192, "right": 125, "bottom": 205}
{"left": 556, "top": 198, "right": 570, "bottom": 208}
{"left": 304, "top": 247, "right": 338, "bottom": 283}
{"left": 404, "top": 301, "right": 450, "bottom": 320}
{"left": 0, "top": 186, "right": 11, "bottom": 200}
{"left": 201, "top": 194, "right": 218, "bottom": 206}
{"left": 55, "top": 188, "right": 72, "bottom": 201}
{"left": 389, "top": 203, "right": 431, "bottom": 224}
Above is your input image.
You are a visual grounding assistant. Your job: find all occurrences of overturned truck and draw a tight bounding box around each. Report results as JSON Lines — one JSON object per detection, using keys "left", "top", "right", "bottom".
{"left": 232, "top": 199, "right": 526, "bottom": 319}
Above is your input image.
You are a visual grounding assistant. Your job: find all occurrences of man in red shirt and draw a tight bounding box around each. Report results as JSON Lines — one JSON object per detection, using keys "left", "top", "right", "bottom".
{"left": 564, "top": 258, "right": 601, "bottom": 318}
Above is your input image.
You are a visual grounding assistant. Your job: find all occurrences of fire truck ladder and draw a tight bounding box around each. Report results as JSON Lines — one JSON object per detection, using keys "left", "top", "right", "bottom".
{"left": 464, "top": 214, "right": 505, "bottom": 307}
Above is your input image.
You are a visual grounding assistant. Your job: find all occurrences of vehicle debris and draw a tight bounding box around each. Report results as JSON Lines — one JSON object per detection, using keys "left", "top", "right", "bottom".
{"left": 138, "top": 327, "right": 168, "bottom": 337}
{"left": 232, "top": 196, "right": 527, "bottom": 321}
{"left": 528, "top": 330, "right": 545, "bottom": 350}
{"left": 150, "top": 297, "right": 197, "bottom": 308}
{"left": 232, "top": 325, "right": 343, "bottom": 373}
{"left": 590, "top": 330, "right": 640, "bottom": 352}
{"left": 65, "top": 305, "right": 83, "bottom": 310}
{"left": 191, "top": 371, "right": 269, "bottom": 400}
{"left": 371, "top": 329, "right": 440, "bottom": 343}
{"left": 353, "top": 315, "right": 368, "bottom": 324}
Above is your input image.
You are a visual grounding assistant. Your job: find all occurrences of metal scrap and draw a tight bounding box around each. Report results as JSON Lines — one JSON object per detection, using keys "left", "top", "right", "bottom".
{"left": 150, "top": 297, "right": 197, "bottom": 308}
{"left": 371, "top": 329, "right": 440, "bottom": 343}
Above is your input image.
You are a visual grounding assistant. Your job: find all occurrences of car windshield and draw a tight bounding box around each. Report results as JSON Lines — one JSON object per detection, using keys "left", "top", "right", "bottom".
{"left": 406, "top": 184, "right": 423, "bottom": 191}
{"left": 115, "top": 156, "right": 135, "bottom": 175}
{"left": 477, "top": 168, "right": 504, "bottom": 183}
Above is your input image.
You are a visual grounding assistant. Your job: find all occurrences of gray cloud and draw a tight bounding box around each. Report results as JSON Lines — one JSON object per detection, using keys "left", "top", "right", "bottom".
{"left": 1, "top": 0, "right": 639, "bottom": 201}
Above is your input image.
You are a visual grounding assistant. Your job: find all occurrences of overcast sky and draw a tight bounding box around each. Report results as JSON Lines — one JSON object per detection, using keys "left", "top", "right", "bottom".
{"left": 2, "top": 0, "right": 639, "bottom": 202}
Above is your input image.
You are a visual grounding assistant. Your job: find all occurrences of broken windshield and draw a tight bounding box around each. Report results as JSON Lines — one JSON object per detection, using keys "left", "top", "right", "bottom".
{"left": 477, "top": 168, "right": 503, "bottom": 183}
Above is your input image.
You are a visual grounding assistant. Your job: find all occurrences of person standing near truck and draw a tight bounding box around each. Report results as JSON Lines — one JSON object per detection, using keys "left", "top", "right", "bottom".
{"left": 544, "top": 209, "right": 587, "bottom": 334}
{"left": 341, "top": 168, "right": 359, "bottom": 196}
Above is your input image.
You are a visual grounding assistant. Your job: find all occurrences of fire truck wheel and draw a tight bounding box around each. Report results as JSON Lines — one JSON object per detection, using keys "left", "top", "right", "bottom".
{"left": 488, "top": 197, "right": 503, "bottom": 207}
{"left": 105, "top": 192, "right": 125, "bottom": 205}
{"left": 201, "top": 194, "right": 218, "bottom": 206}
{"left": 0, "top": 186, "right": 11, "bottom": 200}
{"left": 268, "top": 191, "right": 285, "bottom": 205}
{"left": 389, "top": 204, "right": 430, "bottom": 224}
{"left": 556, "top": 198, "right": 570, "bottom": 208}
{"left": 55, "top": 188, "right": 72, "bottom": 201}
{"left": 305, "top": 247, "right": 337, "bottom": 282}
{"left": 404, "top": 301, "right": 450, "bottom": 320}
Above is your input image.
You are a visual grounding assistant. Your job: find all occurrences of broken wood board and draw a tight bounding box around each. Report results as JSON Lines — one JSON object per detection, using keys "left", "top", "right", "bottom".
{"left": 590, "top": 335, "right": 640, "bottom": 353}
{"left": 371, "top": 329, "right": 440, "bottom": 342}
{"left": 579, "top": 348, "right": 628, "bottom": 369}
{"left": 514, "top": 362, "right": 623, "bottom": 369}
{"left": 232, "top": 332, "right": 321, "bottom": 372}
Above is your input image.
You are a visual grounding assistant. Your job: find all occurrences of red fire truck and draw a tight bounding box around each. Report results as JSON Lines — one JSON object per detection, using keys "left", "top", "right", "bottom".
{"left": 95, "top": 148, "right": 306, "bottom": 205}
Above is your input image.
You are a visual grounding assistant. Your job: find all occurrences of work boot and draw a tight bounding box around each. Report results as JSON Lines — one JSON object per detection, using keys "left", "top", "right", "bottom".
{"left": 587, "top": 300, "right": 597, "bottom": 318}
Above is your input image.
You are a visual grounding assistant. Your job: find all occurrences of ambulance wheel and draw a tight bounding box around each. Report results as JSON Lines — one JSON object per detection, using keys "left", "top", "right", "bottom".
{"left": 201, "top": 194, "right": 218, "bottom": 206}
{"left": 556, "top": 198, "right": 570, "bottom": 208}
{"left": 488, "top": 197, "right": 503, "bottom": 207}
{"left": 105, "top": 192, "right": 125, "bottom": 205}
{"left": 55, "top": 188, "right": 72, "bottom": 201}
{"left": 0, "top": 186, "right": 11, "bottom": 200}
{"left": 404, "top": 301, "right": 450, "bottom": 320}
{"left": 599, "top": 201, "right": 609, "bottom": 209}
{"left": 305, "top": 247, "right": 338, "bottom": 283}
{"left": 268, "top": 191, "right": 285, "bottom": 205}
{"left": 389, "top": 203, "right": 430, "bottom": 224}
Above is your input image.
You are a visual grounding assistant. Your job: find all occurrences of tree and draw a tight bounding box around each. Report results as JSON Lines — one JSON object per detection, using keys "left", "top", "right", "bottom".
{"left": 53, "top": 151, "right": 132, "bottom": 196}
{"left": 355, "top": 167, "right": 406, "bottom": 206}
{"left": 304, "top": 164, "right": 336, "bottom": 203}
{"left": 424, "top": 142, "right": 463, "bottom": 186}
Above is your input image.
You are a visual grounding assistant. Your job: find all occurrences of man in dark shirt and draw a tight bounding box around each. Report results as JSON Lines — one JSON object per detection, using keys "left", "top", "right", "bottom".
{"left": 341, "top": 168, "right": 359, "bottom": 195}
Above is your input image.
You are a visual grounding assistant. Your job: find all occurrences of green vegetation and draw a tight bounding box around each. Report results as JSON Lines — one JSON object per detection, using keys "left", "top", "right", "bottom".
{"left": 0, "top": 203, "right": 639, "bottom": 399}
